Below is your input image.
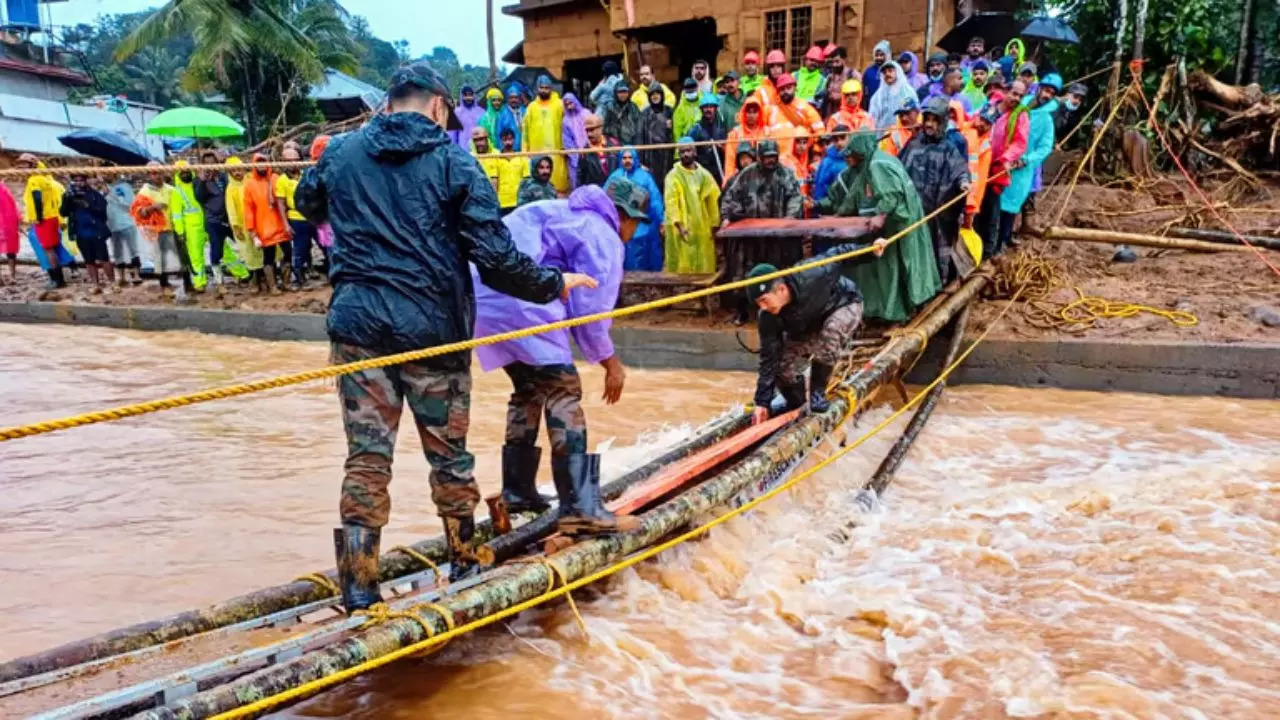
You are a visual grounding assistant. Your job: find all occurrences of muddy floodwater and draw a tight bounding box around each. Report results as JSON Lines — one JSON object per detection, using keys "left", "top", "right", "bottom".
{"left": 2, "top": 322, "right": 1278, "bottom": 719}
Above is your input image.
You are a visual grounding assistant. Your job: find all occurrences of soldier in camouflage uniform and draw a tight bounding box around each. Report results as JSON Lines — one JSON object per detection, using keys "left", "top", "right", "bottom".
{"left": 743, "top": 237, "right": 885, "bottom": 424}
{"left": 718, "top": 139, "right": 805, "bottom": 225}
{"left": 296, "top": 63, "right": 597, "bottom": 611}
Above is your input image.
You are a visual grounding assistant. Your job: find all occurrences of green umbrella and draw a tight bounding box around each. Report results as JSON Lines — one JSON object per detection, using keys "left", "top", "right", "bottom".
{"left": 146, "top": 106, "right": 245, "bottom": 139}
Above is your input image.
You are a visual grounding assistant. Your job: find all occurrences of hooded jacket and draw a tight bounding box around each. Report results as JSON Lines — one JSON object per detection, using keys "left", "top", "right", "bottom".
{"left": 868, "top": 61, "right": 917, "bottom": 130}
{"left": 861, "top": 40, "right": 891, "bottom": 107}
{"left": 295, "top": 112, "right": 564, "bottom": 362}
{"left": 473, "top": 185, "right": 623, "bottom": 371}
{"left": 900, "top": 51, "right": 928, "bottom": 90}
{"left": 724, "top": 97, "right": 771, "bottom": 181}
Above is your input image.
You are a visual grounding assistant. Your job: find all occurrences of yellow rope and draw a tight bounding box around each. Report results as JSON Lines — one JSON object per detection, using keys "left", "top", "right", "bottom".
{"left": 205, "top": 284, "right": 1025, "bottom": 720}
{"left": 294, "top": 573, "right": 340, "bottom": 597}
{"left": 0, "top": 169, "right": 998, "bottom": 443}
{"left": 507, "top": 557, "right": 589, "bottom": 639}
{"left": 390, "top": 545, "right": 448, "bottom": 588}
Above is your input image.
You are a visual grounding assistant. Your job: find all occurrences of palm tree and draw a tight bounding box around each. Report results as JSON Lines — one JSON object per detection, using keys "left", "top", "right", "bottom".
{"left": 124, "top": 46, "right": 189, "bottom": 106}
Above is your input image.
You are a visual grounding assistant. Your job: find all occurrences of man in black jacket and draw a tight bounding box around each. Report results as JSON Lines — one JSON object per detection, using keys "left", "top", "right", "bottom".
{"left": 744, "top": 239, "right": 884, "bottom": 423}
{"left": 193, "top": 149, "right": 236, "bottom": 295}
{"left": 296, "top": 62, "right": 597, "bottom": 611}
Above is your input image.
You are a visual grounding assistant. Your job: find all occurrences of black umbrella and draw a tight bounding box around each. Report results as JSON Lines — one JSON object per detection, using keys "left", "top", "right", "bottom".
{"left": 1020, "top": 16, "right": 1080, "bottom": 45}
{"left": 936, "top": 12, "right": 1023, "bottom": 55}
{"left": 57, "top": 128, "right": 155, "bottom": 166}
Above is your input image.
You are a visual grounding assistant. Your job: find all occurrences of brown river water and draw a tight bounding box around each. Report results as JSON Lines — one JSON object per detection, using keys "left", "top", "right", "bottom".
{"left": 2, "top": 322, "right": 1278, "bottom": 719}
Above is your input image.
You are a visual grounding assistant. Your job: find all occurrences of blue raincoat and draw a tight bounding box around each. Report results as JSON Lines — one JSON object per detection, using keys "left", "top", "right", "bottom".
{"left": 811, "top": 143, "right": 845, "bottom": 202}
{"left": 1000, "top": 98, "right": 1058, "bottom": 214}
{"left": 608, "top": 147, "right": 664, "bottom": 271}
{"left": 496, "top": 85, "right": 525, "bottom": 150}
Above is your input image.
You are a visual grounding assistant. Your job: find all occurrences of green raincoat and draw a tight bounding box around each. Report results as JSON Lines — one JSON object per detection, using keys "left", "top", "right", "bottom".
{"left": 672, "top": 92, "right": 702, "bottom": 143}
{"left": 170, "top": 165, "right": 210, "bottom": 290}
{"left": 818, "top": 133, "right": 941, "bottom": 322}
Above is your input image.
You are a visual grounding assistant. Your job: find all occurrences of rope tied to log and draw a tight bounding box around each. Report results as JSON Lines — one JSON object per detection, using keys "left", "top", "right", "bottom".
{"left": 390, "top": 545, "right": 448, "bottom": 589}
{"left": 294, "top": 573, "right": 340, "bottom": 597}
{"left": 507, "top": 557, "right": 590, "bottom": 641}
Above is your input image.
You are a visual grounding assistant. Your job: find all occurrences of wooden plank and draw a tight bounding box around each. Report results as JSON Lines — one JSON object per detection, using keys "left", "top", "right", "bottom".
{"left": 717, "top": 216, "right": 878, "bottom": 241}
{"left": 622, "top": 271, "right": 721, "bottom": 286}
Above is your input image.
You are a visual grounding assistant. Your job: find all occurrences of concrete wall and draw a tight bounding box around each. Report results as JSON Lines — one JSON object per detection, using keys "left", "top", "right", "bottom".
{"left": 2, "top": 302, "right": 1277, "bottom": 399}
{"left": 0, "top": 68, "right": 68, "bottom": 101}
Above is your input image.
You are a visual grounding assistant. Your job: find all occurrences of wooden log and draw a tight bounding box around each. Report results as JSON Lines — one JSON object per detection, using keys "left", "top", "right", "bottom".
{"left": 135, "top": 276, "right": 989, "bottom": 720}
{"left": 1188, "top": 69, "right": 1267, "bottom": 109}
{"left": 716, "top": 217, "right": 877, "bottom": 241}
{"left": 1167, "top": 226, "right": 1280, "bottom": 251}
{"left": 1044, "top": 225, "right": 1266, "bottom": 252}
{"left": 0, "top": 413, "right": 746, "bottom": 685}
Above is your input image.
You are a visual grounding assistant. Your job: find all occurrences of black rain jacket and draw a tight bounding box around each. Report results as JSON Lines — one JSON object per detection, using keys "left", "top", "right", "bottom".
{"left": 296, "top": 112, "right": 564, "bottom": 369}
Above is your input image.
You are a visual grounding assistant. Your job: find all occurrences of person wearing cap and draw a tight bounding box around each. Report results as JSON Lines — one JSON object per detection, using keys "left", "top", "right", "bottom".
{"left": 868, "top": 59, "right": 916, "bottom": 130}
{"left": 720, "top": 137, "right": 803, "bottom": 229}
{"left": 795, "top": 46, "right": 827, "bottom": 103}
{"left": 602, "top": 81, "right": 641, "bottom": 146}
{"left": 1018, "top": 62, "right": 1039, "bottom": 90}
{"left": 899, "top": 96, "right": 971, "bottom": 284}
{"left": 523, "top": 75, "right": 569, "bottom": 194}
{"left": 672, "top": 78, "right": 703, "bottom": 142}
{"left": 632, "top": 65, "right": 675, "bottom": 110}
{"left": 724, "top": 96, "right": 771, "bottom": 181}
{"left": 918, "top": 52, "right": 948, "bottom": 102}
{"left": 740, "top": 50, "right": 764, "bottom": 95}
{"left": 826, "top": 78, "right": 873, "bottom": 133}
{"left": 168, "top": 159, "right": 215, "bottom": 292}
{"left": 105, "top": 169, "right": 142, "bottom": 288}
{"left": 812, "top": 124, "right": 850, "bottom": 203}
{"left": 241, "top": 152, "right": 290, "bottom": 292}
{"left": 1055, "top": 82, "right": 1088, "bottom": 137}
{"left": 743, "top": 238, "right": 881, "bottom": 424}
{"left": 449, "top": 85, "right": 485, "bottom": 149}
{"left": 717, "top": 70, "right": 744, "bottom": 128}
{"left": 608, "top": 148, "right": 665, "bottom": 271}
{"left": 725, "top": 140, "right": 757, "bottom": 188}
{"left": 687, "top": 92, "right": 728, "bottom": 186}
{"left": 294, "top": 62, "right": 597, "bottom": 609}
{"left": 817, "top": 132, "right": 941, "bottom": 323}
{"left": 637, "top": 82, "right": 674, "bottom": 183}
{"left": 861, "top": 40, "right": 891, "bottom": 110}
{"left": 60, "top": 173, "right": 113, "bottom": 292}
{"left": 17, "top": 153, "right": 70, "bottom": 288}
{"left": 880, "top": 97, "right": 919, "bottom": 157}
{"left": 988, "top": 80, "right": 1029, "bottom": 255}
{"left": 962, "top": 36, "right": 987, "bottom": 72}
{"left": 576, "top": 113, "right": 621, "bottom": 189}
{"left": 751, "top": 49, "right": 789, "bottom": 108}
{"left": 899, "top": 51, "right": 927, "bottom": 91}
{"left": 768, "top": 72, "right": 824, "bottom": 137}
{"left": 998, "top": 73, "right": 1059, "bottom": 250}
{"left": 691, "top": 58, "right": 714, "bottom": 95}
{"left": 131, "top": 162, "right": 186, "bottom": 299}
{"left": 589, "top": 59, "right": 625, "bottom": 114}
{"left": 223, "top": 156, "right": 264, "bottom": 290}
{"left": 962, "top": 60, "right": 991, "bottom": 111}
{"left": 472, "top": 178, "right": 648, "bottom": 535}
{"left": 194, "top": 149, "right": 250, "bottom": 295}
{"left": 663, "top": 136, "right": 720, "bottom": 273}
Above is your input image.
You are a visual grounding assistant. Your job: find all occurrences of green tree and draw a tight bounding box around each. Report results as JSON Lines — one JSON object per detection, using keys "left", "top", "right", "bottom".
{"left": 124, "top": 46, "right": 193, "bottom": 106}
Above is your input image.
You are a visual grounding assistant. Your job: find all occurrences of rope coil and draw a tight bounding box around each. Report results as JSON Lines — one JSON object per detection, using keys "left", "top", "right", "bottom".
{"left": 390, "top": 545, "right": 448, "bottom": 589}
{"left": 294, "top": 573, "right": 340, "bottom": 597}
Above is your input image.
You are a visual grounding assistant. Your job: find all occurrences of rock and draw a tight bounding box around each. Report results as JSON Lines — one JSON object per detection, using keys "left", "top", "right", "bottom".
{"left": 1247, "top": 305, "right": 1280, "bottom": 328}
{"left": 1111, "top": 245, "right": 1139, "bottom": 263}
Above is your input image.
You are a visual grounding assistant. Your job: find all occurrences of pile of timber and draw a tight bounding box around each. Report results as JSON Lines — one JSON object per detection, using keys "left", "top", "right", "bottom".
{"left": 1187, "top": 70, "right": 1280, "bottom": 169}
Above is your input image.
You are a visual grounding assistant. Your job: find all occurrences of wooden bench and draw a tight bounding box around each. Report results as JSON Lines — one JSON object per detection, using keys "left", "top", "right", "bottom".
{"left": 620, "top": 270, "right": 723, "bottom": 317}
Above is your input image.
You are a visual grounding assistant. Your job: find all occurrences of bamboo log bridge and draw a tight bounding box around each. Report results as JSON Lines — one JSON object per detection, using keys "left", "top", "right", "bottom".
{"left": 1044, "top": 225, "right": 1275, "bottom": 253}
{"left": 130, "top": 274, "right": 988, "bottom": 720}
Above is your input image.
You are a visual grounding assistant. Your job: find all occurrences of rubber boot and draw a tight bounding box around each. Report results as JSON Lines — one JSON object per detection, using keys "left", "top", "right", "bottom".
{"left": 333, "top": 524, "right": 383, "bottom": 612}
{"left": 769, "top": 377, "right": 807, "bottom": 417}
{"left": 213, "top": 266, "right": 225, "bottom": 297}
{"left": 1112, "top": 244, "right": 1138, "bottom": 263}
{"left": 808, "top": 362, "right": 834, "bottom": 414}
{"left": 553, "top": 454, "right": 640, "bottom": 536}
{"left": 500, "top": 444, "right": 553, "bottom": 514}
{"left": 263, "top": 265, "right": 281, "bottom": 295}
{"left": 443, "top": 515, "right": 480, "bottom": 581}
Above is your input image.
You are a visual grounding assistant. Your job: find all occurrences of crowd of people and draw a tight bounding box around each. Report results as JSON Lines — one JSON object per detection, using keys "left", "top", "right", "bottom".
{"left": 0, "top": 141, "right": 339, "bottom": 298}
{"left": 449, "top": 36, "right": 1089, "bottom": 325}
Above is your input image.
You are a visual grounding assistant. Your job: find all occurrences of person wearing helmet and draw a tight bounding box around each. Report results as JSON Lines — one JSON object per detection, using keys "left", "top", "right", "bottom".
{"left": 899, "top": 96, "right": 970, "bottom": 284}
{"left": 753, "top": 49, "right": 789, "bottom": 107}
{"left": 769, "top": 72, "right": 824, "bottom": 138}
{"left": 826, "top": 78, "right": 873, "bottom": 132}
{"left": 741, "top": 50, "right": 764, "bottom": 95}
{"left": 795, "top": 45, "right": 827, "bottom": 103}
{"left": 860, "top": 40, "right": 891, "bottom": 110}
{"left": 687, "top": 93, "right": 729, "bottom": 185}
{"left": 998, "top": 74, "right": 1059, "bottom": 252}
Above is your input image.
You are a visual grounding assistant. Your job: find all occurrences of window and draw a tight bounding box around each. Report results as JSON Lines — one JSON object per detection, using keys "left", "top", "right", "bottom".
{"left": 763, "top": 5, "right": 813, "bottom": 68}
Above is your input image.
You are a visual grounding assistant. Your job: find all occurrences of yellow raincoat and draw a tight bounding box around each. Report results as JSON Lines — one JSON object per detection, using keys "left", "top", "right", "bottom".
{"left": 522, "top": 91, "right": 568, "bottom": 193}
{"left": 22, "top": 163, "right": 64, "bottom": 223}
{"left": 169, "top": 160, "right": 210, "bottom": 289}
{"left": 662, "top": 162, "right": 721, "bottom": 273}
{"left": 224, "top": 157, "right": 262, "bottom": 270}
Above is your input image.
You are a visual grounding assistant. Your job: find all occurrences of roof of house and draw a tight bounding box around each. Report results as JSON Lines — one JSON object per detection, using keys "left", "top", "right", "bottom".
{"left": 308, "top": 68, "right": 383, "bottom": 121}
{"left": 501, "top": 0, "right": 580, "bottom": 18}
{"left": 0, "top": 93, "right": 164, "bottom": 157}
{"left": 0, "top": 55, "right": 92, "bottom": 86}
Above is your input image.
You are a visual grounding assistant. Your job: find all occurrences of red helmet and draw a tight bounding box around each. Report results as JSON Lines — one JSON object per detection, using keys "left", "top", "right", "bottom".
{"left": 765, "top": 49, "right": 787, "bottom": 65}
{"left": 743, "top": 50, "right": 761, "bottom": 64}
{"left": 804, "top": 45, "right": 824, "bottom": 63}
{"left": 775, "top": 72, "right": 797, "bottom": 89}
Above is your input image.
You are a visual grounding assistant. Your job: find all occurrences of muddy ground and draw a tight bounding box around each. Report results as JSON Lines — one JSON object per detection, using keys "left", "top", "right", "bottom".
{"left": 2, "top": 180, "right": 1276, "bottom": 344}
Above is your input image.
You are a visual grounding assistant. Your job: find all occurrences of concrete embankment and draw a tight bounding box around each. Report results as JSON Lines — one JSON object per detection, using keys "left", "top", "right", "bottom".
{"left": 1, "top": 302, "right": 1276, "bottom": 399}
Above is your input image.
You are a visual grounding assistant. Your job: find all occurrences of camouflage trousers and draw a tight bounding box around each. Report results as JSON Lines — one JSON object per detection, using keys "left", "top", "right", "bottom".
{"left": 502, "top": 362, "right": 588, "bottom": 457}
{"left": 332, "top": 343, "right": 479, "bottom": 527}
{"left": 779, "top": 301, "right": 865, "bottom": 379}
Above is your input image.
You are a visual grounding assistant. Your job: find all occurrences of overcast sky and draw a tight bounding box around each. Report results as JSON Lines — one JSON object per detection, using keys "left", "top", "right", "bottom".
{"left": 46, "top": 0, "right": 525, "bottom": 67}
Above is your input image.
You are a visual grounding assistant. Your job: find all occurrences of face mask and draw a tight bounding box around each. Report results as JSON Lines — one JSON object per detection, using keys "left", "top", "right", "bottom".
{"left": 1065, "top": 99, "right": 1080, "bottom": 111}
{"left": 929, "top": 70, "right": 943, "bottom": 81}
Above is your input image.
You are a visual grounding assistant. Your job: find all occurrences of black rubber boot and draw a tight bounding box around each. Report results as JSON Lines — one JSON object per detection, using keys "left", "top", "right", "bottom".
{"left": 553, "top": 454, "right": 640, "bottom": 536}
{"left": 1112, "top": 244, "right": 1139, "bottom": 263}
{"left": 443, "top": 515, "right": 480, "bottom": 582}
{"left": 808, "top": 362, "right": 834, "bottom": 414}
{"left": 333, "top": 524, "right": 383, "bottom": 613}
{"left": 500, "top": 444, "right": 553, "bottom": 514}
{"left": 770, "top": 377, "right": 807, "bottom": 417}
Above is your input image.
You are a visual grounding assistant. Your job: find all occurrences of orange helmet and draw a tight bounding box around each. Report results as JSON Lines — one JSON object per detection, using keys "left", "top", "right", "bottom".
{"left": 765, "top": 49, "right": 787, "bottom": 65}
{"left": 804, "top": 45, "right": 824, "bottom": 63}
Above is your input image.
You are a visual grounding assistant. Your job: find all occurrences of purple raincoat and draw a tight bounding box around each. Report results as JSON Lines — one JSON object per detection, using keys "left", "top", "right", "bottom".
{"left": 562, "top": 93, "right": 588, "bottom": 189}
{"left": 472, "top": 185, "right": 623, "bottom": 371}
{"left": 450, "top": 94, "right": 486, "bottom": 148}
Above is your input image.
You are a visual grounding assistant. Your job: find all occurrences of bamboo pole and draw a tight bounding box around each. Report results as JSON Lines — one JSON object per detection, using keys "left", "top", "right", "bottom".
{"left": 0, "top": 414, "right": 745, "bottom": 686}
{"left": 134, "top": 276, "right": 991, "bottom": 720}
{"left": 1167, "top": 226, "right": 1280, "bottom": 251}
{"left": 1044, "top": 225, "right": 1265, "bottom": 252}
